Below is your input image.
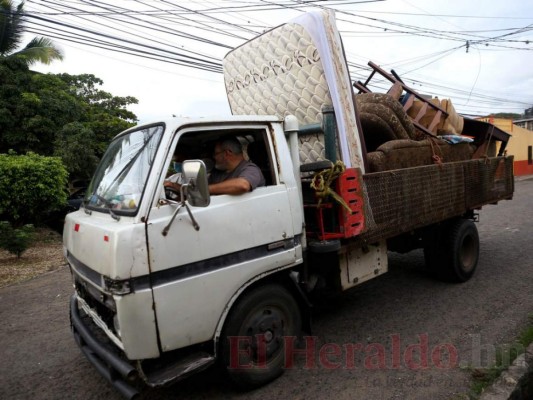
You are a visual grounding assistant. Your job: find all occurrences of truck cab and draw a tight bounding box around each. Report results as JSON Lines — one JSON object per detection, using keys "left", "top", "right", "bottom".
{"left": 65, "top": 116, "right": 308, "bottom": 398}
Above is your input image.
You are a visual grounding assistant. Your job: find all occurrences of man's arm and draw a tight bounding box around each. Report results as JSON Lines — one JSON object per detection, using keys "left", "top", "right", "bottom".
{"left": 164, "top": 181, "right": 181, "bottom": 190}
{"left": 208, "top": 178, "right": 251, "bottom": 195}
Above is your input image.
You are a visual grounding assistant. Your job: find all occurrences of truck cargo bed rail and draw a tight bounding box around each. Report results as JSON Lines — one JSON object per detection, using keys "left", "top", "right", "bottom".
{"left": 360, "top": 156, "right": 514, "bottom": 244}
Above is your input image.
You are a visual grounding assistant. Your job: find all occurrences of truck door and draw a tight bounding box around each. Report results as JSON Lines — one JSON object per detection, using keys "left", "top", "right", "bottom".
{"left": 145, "top": 124, "right": 301, "bottom": 352}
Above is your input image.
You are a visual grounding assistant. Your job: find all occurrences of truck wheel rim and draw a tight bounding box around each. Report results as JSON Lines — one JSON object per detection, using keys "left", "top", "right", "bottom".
{"left": 246, "top": 308, "right": 284, "bottom": 362}
{"left": 460, "top": 234, "right": 477, "bottom": 272}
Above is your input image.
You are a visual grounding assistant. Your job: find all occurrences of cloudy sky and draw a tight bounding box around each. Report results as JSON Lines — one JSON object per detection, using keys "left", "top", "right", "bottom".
{"left": 22, "top": 0, "right": 533, "bottom": 123}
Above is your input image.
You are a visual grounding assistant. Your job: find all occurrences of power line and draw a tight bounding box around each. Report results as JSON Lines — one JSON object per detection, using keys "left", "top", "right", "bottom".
{"left": 18, "top": 0, "right": 533, "bottom": 114}
{"left": 23, "top": 12, "right": 224, "bottom": 72}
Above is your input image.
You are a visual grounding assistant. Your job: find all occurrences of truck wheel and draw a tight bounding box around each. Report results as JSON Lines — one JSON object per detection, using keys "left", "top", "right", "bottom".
{"left": 220, "top": 284, "right": 301, "bottom": 389}
{"left": 425, "top": 219, "right": 479, "bottom": 282}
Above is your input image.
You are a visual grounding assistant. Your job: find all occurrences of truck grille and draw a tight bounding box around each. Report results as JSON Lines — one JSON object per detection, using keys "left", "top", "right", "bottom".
{"left": 75, "top": 278, "right": 117, "bottom": 335}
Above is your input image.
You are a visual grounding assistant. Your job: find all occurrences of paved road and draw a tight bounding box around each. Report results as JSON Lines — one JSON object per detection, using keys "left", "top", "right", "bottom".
{"left": 1, "top": 178, "right": 532, "bottom": 400}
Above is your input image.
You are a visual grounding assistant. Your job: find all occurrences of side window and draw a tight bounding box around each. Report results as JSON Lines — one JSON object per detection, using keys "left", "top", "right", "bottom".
{"left": 245, "top": 139, "right": 274, "bottom": 186}
{"left": 177, "top": 127, "right": 277, "bottom": 189}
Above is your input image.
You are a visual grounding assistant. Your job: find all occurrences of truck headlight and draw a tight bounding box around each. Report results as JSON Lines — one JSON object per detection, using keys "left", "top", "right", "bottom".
{"left": 104, "top": 277, "right": 132, "bottom": 295}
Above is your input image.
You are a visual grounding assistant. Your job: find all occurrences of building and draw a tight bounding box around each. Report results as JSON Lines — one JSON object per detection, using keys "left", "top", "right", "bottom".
{"left": 475, "top": 117, "right": 533, "bottom": 176}
{"left": 513, "top": 117, "right": 533, "bottom": 132}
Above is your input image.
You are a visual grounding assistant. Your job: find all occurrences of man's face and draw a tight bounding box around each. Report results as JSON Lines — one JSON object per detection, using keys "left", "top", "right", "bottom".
{"left": 213, "top": 144, "right": 227, "bottom": 171}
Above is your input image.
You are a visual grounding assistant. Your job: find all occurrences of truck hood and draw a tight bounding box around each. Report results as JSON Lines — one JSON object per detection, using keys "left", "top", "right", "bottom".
{"left": 63, "top": 210, "right": 149, "bottom": 283}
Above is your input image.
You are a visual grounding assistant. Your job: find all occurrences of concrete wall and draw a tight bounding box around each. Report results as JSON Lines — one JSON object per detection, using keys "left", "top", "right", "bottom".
{"left": 514, "top": 118, "right": 533, "bottom": 131}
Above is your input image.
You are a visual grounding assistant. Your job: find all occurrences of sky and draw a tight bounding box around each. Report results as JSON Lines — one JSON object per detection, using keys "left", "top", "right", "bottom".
{"left": 20, "top": 0, "right": 533, "bottom": 124}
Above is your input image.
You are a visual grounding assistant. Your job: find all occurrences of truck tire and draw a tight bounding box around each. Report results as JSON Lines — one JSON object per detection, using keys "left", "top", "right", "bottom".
{"left": 424, "top": 219, "right": 479, "bottom": 282}
{"left": 220, "top": 284, "right": 301, "bottom": 389}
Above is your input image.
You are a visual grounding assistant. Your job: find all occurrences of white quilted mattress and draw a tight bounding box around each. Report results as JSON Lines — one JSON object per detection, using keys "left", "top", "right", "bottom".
{"left": 223, "top": 11, "right": 364, "bottom": 169}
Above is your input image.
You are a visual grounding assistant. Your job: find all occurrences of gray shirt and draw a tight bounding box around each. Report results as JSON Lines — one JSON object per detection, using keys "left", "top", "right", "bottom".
{"left": 209, "top": 160, "right": 265, "bottom": 191}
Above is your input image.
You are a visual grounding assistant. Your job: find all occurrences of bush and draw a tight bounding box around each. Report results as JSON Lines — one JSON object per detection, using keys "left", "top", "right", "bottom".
{"left": 0, "top": 221, "right": 34, "bottom": 258}
{"left": 0, "top": 151, "right": 68, "bottom": 227}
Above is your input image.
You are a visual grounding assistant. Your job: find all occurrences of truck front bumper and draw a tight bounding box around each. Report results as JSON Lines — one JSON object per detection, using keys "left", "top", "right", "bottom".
{"left": 70, "top": 294, "right": 140, "bottom": 399}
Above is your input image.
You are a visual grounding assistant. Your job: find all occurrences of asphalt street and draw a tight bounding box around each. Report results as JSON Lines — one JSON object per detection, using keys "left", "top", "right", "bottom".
{"left": 1, "top": 178, "right": 532, "bottom": 400}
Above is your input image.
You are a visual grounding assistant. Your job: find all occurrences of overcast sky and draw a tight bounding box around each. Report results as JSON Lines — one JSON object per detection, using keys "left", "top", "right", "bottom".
{"left": 22, "top": 0, "right": 533, "bottom": 124}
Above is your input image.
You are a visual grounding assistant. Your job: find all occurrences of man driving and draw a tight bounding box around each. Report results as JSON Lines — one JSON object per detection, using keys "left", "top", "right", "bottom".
{"left": 208, "top": 138, "right": 265, "bottom": 195}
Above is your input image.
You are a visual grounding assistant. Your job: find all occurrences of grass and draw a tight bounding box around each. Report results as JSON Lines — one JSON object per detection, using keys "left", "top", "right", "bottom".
{"left": 467, "top": 314, "right": 533, "bottom": 398}
{"left": 518, "top": 318, "right": 533, "bottom": 348}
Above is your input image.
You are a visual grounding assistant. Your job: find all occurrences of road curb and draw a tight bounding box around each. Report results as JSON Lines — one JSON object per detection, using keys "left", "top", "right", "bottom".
{"left": 479, "top": 342, "right": 533, "bottom": 400}
{"left": 515, "top": 174, "right": 533, "bottom": 182}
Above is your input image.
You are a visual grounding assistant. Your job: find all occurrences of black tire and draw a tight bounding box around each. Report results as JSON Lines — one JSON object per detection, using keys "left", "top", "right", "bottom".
{"left": 220, "top": 284, "right": 301, "bottom": 389}
{"left": 424, "top": 219, "right": 479, "bottom": 283}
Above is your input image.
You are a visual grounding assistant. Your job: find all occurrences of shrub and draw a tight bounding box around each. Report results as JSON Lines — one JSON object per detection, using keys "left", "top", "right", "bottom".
{"left": 0, "top": 151, "right": 68, "bottom": 227}
{"left": 0, "top": 221, "right": 34, "bottom": 258}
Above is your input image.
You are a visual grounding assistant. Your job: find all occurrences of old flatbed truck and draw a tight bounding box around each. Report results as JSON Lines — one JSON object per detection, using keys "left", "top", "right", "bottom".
{"left": 64, "top": 11, "right": 514, "bottom": 399}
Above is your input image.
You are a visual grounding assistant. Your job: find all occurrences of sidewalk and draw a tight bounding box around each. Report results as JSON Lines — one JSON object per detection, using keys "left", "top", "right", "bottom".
{"left": 479, "top": 342, "right": 533, "bottom": 400}
{"left": 515, "top": 174, "right": 533, "bottom": 182}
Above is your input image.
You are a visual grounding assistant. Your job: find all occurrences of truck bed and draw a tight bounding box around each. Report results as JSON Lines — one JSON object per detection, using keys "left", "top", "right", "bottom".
{"left": 222, "top": 10, "right": 515, "bottom": 247}
{"left": 360, "top": 156, "right": 514, "bottom": 244}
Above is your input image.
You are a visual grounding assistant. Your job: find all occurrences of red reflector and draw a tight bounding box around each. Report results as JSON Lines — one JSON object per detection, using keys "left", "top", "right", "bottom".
{"left": 74, "top": 224, "right": 80, "bottom": 232}
{"left": 104, "top": 235, "right": 109, "bottom": 242}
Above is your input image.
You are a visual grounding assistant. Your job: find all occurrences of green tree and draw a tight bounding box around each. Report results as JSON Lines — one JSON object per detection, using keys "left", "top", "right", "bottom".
{"left": 57, "top": 73, "right": 137, "bottom": 155}
{"left": 0, "top": 57, "right": 30, "bottom": 147}
{"left": 492, "top": 112, "right": 522, "bottom": 120}
{"left": 0, "top": 60, "right": 82, "bottom": 155}
{"left": 0, "top": 151, "right": 68, "bottom": 227}
{"left": 0, "top": 0, "right": 63, "bottom": 66}
{"left": 53, "top": 122, "right": 99, "bottom": 181}
{"left": 0, "top": 221, "right": 34, "bottom": 258}
{"left": 0, "top": 60, "right": 138, "bottom": 183}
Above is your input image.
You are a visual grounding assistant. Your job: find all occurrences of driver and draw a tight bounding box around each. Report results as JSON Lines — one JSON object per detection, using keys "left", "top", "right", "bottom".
{"left": 208, "top": 138, "right": 265, "bottom": 195}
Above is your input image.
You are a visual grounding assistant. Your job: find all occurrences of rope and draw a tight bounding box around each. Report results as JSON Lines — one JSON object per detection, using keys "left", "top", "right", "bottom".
{"left": 310, "top": 161, "right": 353, "bottom": 214}
{"left": 427, "top": 136, "right": 444, "bottom": 166}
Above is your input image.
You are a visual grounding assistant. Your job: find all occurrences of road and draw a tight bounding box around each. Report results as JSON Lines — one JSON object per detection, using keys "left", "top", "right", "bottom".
{"left": 1, "top": 178, "right": 532, "bottom": 400}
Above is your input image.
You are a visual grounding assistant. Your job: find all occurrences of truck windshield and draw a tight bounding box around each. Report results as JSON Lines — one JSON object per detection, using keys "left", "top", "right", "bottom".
{"left": 84, "top": 125, "right": 164, "bottom": 215}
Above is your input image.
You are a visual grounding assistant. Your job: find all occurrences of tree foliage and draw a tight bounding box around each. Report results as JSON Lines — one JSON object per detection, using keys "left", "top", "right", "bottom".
{"left": 491, "top": 112, "right": 522, "bottom": 120}
{"left": 0, "top": 1, "right": 138, "bottom": 230}
{"left": 0, "top": 151, "right": 68, "bottom": 226}
{"left": 0, "top": 221, "right": 34, "bottom": 258}
{"left": 0, "top": 0, "right": 63, "bottom": 65}
{"left": 54, "top": 122, "right": 99, "bottom": 181}
{"left": 1, "top": 0, "right": 137, "bottom": 183}
{"left": 0, "top": 59, "right": 138, "bottom": 182}
{"left": 57, "top": 73, "right": 138, "bottom": 156}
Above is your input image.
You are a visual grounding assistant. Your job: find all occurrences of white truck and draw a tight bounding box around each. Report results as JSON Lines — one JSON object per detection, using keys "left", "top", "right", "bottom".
{"left": 64, "top": 11, "right": 514, "bottom": 399}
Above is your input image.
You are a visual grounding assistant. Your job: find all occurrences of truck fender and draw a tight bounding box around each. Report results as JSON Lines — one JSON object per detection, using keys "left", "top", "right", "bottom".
{"left": 211, "top": 266, "right": 311, "bottom": 357}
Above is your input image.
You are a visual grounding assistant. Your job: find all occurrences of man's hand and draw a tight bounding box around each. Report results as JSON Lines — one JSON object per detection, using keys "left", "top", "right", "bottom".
{"left": 164, "top": 181, "right": 181, "bottom": 191}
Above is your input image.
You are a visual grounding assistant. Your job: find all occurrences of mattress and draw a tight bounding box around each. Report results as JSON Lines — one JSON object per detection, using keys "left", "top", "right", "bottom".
{"left": 223, "top": 11, "right": 364, "bottom": 170}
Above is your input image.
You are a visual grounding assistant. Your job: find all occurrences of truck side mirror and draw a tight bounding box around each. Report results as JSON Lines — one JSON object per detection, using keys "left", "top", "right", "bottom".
{"left": 182, "top": 160, "right": 210, "bottom": 207}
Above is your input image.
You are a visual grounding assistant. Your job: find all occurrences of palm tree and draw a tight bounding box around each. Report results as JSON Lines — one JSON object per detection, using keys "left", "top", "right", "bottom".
{"left": 0, "top": 0, "right": 63, "bottom": 65}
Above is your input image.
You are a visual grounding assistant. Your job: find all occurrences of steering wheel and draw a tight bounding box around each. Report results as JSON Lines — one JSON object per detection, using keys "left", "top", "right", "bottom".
{"left": 93, "top": 194, "right": 113, "bottom": 208}
{"left": 165, "top": 185, "right": 181, "bottom": 201}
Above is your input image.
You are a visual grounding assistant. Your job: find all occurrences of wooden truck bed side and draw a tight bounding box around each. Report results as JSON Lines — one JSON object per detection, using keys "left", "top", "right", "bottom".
{"left": 360, "top": 156, "right": 514, "bottom": 245}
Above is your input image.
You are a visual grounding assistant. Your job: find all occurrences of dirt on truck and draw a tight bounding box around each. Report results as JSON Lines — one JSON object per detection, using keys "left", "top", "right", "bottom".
{"left": 64, "top": 10, "right": 514, "bottom": 399}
